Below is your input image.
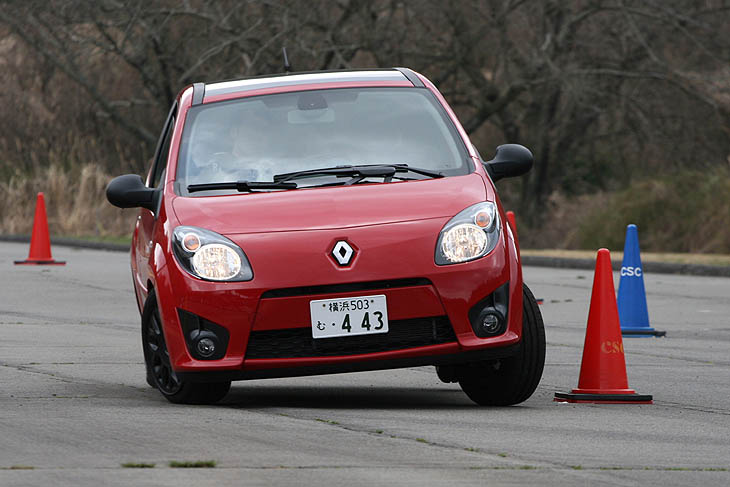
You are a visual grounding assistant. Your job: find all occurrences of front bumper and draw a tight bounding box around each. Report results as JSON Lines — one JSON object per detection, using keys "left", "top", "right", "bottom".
{"left": 153, "top": 217, "right": 523, "bottom": 378}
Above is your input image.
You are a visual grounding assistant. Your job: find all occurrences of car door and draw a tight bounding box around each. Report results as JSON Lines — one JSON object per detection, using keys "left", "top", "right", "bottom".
{"left": 134, "top": 103, "right": 177, "bottom": 299}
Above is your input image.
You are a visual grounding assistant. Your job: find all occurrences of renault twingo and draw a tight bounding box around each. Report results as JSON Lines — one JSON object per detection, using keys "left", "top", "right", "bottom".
{"left": 106, "top": 68, "right": 545, "bottom": 405}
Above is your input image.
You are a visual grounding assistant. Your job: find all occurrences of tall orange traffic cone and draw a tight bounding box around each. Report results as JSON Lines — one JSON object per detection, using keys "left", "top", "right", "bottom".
{"left": 14, "top": 193, "right": 66, "bottom": 266}
{"left": 554, "top": 249, "right": 651, "bottom": 403}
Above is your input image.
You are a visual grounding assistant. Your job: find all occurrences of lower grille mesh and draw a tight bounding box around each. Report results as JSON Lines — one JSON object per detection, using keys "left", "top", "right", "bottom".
{"left": 245, "top": 316, "right": 456, "bottom": 359}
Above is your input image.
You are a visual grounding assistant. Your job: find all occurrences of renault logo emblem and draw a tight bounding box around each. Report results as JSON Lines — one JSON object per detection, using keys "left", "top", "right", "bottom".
{"left": 331, "top": 241, "right": 355, "bottom": 266}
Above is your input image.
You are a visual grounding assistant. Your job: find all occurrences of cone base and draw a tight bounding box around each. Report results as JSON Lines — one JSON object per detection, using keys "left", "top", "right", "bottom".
{"left": 622, "top": 328, "right": 666, "bottom": 337}
{"left": 14, "top": 259, "right": 66, "bottom": 266}
{"left": 571, "top": 387, "right": 637, "bottom": 394}
{"left": 554, "top": 391, "right": 652, "bottom": 404}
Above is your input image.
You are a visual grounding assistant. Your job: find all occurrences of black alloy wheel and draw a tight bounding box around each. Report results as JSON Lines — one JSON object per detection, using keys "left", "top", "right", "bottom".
{"left": 457, "top": 283, "right": 546, "bottom": 406}
{"left": 142, "top": 296, "right": 182, "bottom": 395}
{"left": 141, "top": 290, "right": 231, "bottom": 404}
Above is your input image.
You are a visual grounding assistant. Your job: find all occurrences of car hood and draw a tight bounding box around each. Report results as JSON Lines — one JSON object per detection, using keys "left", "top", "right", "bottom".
{"left": 171, "top": 173, "right": 487, "bottom": 235}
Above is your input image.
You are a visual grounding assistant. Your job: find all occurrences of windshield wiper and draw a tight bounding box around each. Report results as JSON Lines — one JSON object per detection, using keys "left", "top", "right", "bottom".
{"left": 187, "top": 180, "right": 298, "bottom": 193}
{"left": 273, "top": 164, "right": 444, "bottom": 183}
{"left": 390, "top": 164, "right": 445, "bottom": 178}
{"left": 274, "top": 165, "right": 391, "bottom": 182}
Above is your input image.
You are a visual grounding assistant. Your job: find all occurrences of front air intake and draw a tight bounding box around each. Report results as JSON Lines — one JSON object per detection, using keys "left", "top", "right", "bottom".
{"left": 177, "top": 309, "right": 230, "bottom": 361}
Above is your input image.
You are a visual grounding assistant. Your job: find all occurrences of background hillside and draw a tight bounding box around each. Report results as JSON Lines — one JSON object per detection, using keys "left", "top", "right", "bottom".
{"left": 1, "top": 0, "right": 729, "bottom": 251}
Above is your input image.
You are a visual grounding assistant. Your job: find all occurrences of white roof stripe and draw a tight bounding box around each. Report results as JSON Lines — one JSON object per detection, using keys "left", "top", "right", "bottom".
{"left": 205, "top": 70, "right": 409, "bottom": 98}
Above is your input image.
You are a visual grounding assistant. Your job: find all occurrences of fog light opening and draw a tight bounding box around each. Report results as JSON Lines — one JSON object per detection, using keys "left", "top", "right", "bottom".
{"left": 196, "top": 337, "right": 216, "bottom": 358}
{"left": 481, "top": 312, "right": 501, "bottom": 334}
{"left": 476, "top": 309, "right": 505, "bottom": 337}
{"left": 178, "top": 309, "right": 230, "bottom": 361}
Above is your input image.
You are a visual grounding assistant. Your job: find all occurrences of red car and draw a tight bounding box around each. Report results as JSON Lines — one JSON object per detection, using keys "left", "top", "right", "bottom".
{"left": 106, "top": 68, "right": 545, "bottom": 405}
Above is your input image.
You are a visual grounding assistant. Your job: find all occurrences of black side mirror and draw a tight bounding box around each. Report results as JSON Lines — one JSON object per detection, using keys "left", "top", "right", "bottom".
{"left": 106, "top": 174, "right": 159, "bottom": 211}
{"left": 484, "top": 144, "right": 533, "bottom": 182}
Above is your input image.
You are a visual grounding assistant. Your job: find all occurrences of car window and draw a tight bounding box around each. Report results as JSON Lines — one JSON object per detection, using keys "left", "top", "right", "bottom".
{"left": 176, "top": 88, "right": 471, "bottom": 194}
{"left": 149, "top": 105, "right": 176, "bottom": 189}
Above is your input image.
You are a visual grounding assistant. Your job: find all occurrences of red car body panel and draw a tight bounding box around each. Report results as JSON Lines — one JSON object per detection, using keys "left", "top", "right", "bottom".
{"left": 171, "top": 173, "right": 488, "bottom": 234}
{"left": 129, "top": 70, "right": 523, "bottom": 379}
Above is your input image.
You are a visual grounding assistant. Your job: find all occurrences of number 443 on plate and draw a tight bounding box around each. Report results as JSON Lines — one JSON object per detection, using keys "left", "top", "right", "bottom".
{"left": 310, "top": 294, "right": 389, "bottom": 339}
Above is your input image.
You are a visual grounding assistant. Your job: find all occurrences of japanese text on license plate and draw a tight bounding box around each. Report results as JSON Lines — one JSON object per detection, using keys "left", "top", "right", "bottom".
{"left": 309, "top": 295, "right": 389, "bottom": 339}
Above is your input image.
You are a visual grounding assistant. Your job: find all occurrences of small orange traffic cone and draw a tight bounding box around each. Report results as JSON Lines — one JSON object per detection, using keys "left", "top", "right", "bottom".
{"left": 14, "top": 193, "right": 66, "bottom": 266}
{"left": 554, "top": 249, "right": 651, "bottom": 403}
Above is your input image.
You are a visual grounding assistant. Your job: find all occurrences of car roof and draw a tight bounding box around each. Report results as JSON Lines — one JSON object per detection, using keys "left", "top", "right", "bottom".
{"left": 194, "top": 68, "right": 421, "bottom": 105}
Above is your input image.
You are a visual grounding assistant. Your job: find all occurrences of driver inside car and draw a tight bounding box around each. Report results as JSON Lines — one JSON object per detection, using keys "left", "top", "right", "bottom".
{"left": 187, "top": 121, "right": 265, "bottom": 184}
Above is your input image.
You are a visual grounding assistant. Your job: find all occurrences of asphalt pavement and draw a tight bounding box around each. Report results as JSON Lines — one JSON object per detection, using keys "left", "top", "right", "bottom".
{"left": 1, "top": 242, "right": 729, "bottom": 486}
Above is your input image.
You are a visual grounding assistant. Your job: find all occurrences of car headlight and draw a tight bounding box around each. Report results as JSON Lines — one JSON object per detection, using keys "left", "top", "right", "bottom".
{"left": 172, "top": 226, "right": 253, "bottom": 281}
{"left": 435, "top": 202, "right": 500, "bottom": 265}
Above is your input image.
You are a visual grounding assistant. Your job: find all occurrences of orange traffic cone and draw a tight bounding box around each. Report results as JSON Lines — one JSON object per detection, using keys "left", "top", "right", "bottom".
{"left": 554, "top": 249, "right": 651, "bottom": 403}
{"left": 14, "top": 193, "right": 66, "bottom": 266}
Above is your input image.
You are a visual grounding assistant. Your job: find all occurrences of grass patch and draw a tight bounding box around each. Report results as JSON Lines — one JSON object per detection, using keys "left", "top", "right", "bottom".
{"left": 1, "top": 465, "right": 35, "bottom": 470}
{"left": 169, "top": 460, "right": 217, "bottom": 468}
{"left": 314, "top": 418, "right": 340, "bottom": 425}
{"left": 416, "top": 438, "right": 429, "bottom": 444}
{"left": 497, "top": 453, "right": 508, "bottom": 458}
{"left": 121, "top": 462, "right": 155, "bottom": 468}
{"left": 571, "top": 465, "right": 583, "bottom": 470}
{"left": 464, "top": 447, "right": 479, "bottom": 452}
{"left": 375, "top": 430, "right": 383, "bottom": 434}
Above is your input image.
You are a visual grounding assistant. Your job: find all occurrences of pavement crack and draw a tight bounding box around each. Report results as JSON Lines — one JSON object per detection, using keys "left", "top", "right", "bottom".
{"left": 0, "top": 362, "right": 148, "bottom": 396}
{"left": 243, "top": 408, "right": 673, "bottom": 486}
{"left": 36, "top": 272, "right": 128, "bottom": 293}
{"left": 248, "top": 408, "right": 526, "bottom": 462}
{"left": 652, "top": 400, "right": 730, "bottom": 416}
{"left": 0, "top": 309, "right": 61, "bottom": 321}
{"left": 0, "top": 362, "right": 80, "bottom": 385}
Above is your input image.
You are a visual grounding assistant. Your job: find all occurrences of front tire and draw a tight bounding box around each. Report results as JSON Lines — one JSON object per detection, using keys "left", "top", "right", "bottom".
{"left": 141, "top": 290, "right": 231, "bottom": 405}
{"left": 458, "top": 284, "right": 546, "bottom": 406}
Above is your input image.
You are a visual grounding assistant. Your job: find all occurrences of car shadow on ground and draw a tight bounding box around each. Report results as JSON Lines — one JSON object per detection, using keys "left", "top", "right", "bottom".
{"left": 221, "top": 384, "right": 479, "bottom": 409}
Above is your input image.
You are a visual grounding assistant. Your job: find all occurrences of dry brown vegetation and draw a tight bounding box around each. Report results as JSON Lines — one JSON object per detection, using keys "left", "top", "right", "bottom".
{"left": 0, "top": 164, "right": 135, "bottom": 238}
{"left": 518, "top": 166, "right": 730, "bottom": 253}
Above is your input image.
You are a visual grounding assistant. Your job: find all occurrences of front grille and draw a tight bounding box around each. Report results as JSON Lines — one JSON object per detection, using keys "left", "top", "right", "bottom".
{"left": 260, "top": 278, "right": 432, "bottom": 299}
{"left": 245, "top": 316, "right": 456, "bottom": 359}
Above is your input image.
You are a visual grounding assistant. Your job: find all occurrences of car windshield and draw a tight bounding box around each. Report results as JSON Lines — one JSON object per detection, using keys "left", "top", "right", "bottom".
{"left": 176, "top": 87, "right": 470, "bottom": 195}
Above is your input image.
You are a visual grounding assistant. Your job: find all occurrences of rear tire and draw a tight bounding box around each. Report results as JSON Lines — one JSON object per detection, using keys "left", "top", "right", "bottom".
{"left": 142, "top": 290, "right": 231, "bottom": 405}
{"left": 458, "top": 284, "right": 545, "bottom": 406}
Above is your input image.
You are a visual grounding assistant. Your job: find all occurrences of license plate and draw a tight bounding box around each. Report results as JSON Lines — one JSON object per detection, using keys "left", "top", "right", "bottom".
{"left": 310, "top": 295, "right": 389, "bottom": 339}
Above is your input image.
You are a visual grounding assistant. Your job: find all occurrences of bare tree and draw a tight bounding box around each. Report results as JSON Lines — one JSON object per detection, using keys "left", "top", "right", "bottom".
{"left": 1, "top": 0, "right": 728, "bottom": 222}
{"left": 392, "top": 0, "right": 730, "bottom": 217}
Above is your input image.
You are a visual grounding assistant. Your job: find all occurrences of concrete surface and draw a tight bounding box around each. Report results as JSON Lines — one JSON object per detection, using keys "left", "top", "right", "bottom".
{"left": 1, "top": 242, "right": 728, "bottom": 486}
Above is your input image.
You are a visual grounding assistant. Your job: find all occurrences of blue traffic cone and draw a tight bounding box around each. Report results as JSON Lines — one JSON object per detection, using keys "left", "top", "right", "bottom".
{"left": 617, "top": 224, "right": 665, "bottom": 337}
